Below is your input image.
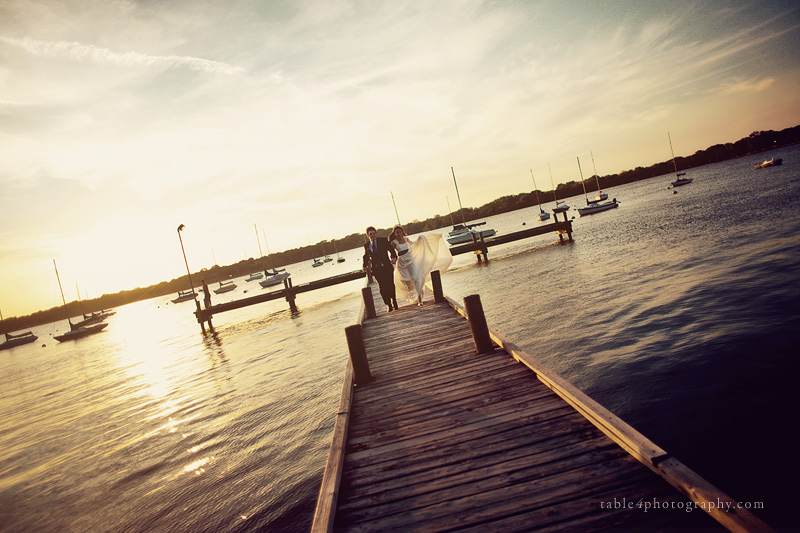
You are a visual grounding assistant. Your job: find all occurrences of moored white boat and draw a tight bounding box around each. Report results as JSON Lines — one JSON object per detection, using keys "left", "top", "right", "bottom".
{"left": 260, "top": 270, "right": 291, "bottom": 288}
{"left": 52, "top": 260, "right": 108, "bottom": 342}
{"left": 754, "top": 158, "right": 782, "bottom": 169}
{"left": 214, "top": 281, "right": 237, "bottom": 294}
{"left": 578, "top": 199, "right": 619, "bottom": 216}
{"left": 245, "top": 272, "right": 263, "bottom": 281}
{"left": 171, "top": 289, "right": 197, "bottom": 303}
{"left": 577, "top": 156, "right": 619, "bottom": 216}
{"left": 0, "top": 330, "right": 38, "bottom": 350}
{"left": 585, "top": 152, "right": 609, "bottom": 204}
{"left": 1, "top": 307, "right": 38, "bottom": 350}
{"left": 529, "top": 169, "right": 550, "bottom": 221}
{"left": 447, "top": 167, "right": 497, "bottom": 245}
{"left": 54, "top": 322, "right": 108, "bottom": 342}
{"left": 548, "top": 163, "right": 570, "bottom": 214}
{"left": 446, "top": 223, "right": 496, "bottom": 245}
{"left": 668, "top": 132, "right": 693, "bottom": 187}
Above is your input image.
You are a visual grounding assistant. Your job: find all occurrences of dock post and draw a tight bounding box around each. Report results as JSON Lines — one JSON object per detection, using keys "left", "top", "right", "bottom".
{"left": 362, "top": 286, "right": 376, "bottom": 319}
{"left": 345, "top": 324, "right": 372, "bottom": 386}
{"left": 284, "top": 278, "right": 298, "bottom": 313}
{"left": 464, "top": 294, "right": 493, "bottom": 354}
{"left": 431, "top": 270, "right": 444, "bottom": 303}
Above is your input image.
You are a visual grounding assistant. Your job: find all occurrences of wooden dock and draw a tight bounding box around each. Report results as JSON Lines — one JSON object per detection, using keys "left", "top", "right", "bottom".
{"left": 191, "top": 219, "right": 575, "bottom": 333}
{"left": 449, "top": 215, "right": 573, "bottom": 261}
{"left": 194, "top": 270, "right": 366, "bottom": 333}
{"left": 312, "top": 278, "right": 770, "bottom": 531}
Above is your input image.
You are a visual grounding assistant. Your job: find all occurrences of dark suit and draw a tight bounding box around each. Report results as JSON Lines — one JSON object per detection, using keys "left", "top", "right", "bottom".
{"left": 363, "top": 238, "right": 397, "bottom": 308}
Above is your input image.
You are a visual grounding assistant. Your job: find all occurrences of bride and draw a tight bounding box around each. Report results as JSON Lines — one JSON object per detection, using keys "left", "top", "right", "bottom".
{"left": 389, "top": 225, "right": 453, "bottom": 307}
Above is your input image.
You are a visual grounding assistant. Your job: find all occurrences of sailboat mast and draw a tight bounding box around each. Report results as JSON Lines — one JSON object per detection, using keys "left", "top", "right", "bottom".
{"left": 668, "top": 132, "right": 679, "bottom": 177}
{"left": 254, "top": 224, "right": 264, "bottom": 258}
{"left": 591, "top": 151, "right": 601, "bottom": 192}
{"left": 391, "top": 191, "right": 401, "bottom": 225}
{"left": 549, "top": 162, "right": 560, "bottom": 203}
{"left": 53, "top": 260, "right": 72, "bottom": 325}
{"left": 577, "top": 157, "right": 588, "bottom": 201}
{"left": 451, "top": 167, "right": 468, "bottom": 226}
{"left": 530, "top": 168, "right": 542, "bottom": 206}
{"left": 446, "top": 196, "right": 455, "bottom": 226}
{"left": 76, "top": 283, "right": 87, "bottom": 319}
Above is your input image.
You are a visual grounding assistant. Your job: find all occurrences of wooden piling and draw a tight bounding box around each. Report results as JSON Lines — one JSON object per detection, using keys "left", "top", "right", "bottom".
{"left": 430, "top": 270, "right": 444, "bottom": 303}
{"left": 464, "top": 294, "right": 493, "bottom": 354}
{"left": 345, "top": 324, "right": 371, "bottom": 386}
{"left": 361, "top": 286, "right": 376, "bottom": 319}
{"left": 285, "top": 278, "right": 298, "bottom": 313}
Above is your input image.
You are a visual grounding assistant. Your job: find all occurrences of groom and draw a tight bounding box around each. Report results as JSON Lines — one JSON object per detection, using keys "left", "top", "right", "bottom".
{"left": 362, "top": 226, "right": 398, "bottom": 312}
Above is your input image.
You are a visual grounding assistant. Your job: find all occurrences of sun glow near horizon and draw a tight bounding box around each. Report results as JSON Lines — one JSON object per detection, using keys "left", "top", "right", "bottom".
{"left": 1, "top": 0, "right": 799, "bottom": 317}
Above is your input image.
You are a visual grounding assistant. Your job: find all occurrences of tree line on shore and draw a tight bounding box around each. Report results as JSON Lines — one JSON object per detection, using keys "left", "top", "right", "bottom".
{"left": 3, "top": 125, "right": 798, "bottom": 332}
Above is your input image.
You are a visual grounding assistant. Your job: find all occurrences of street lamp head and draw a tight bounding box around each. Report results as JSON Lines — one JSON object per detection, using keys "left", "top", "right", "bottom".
{"left": 177, "top": 224, "right": 185, "bottom": 232}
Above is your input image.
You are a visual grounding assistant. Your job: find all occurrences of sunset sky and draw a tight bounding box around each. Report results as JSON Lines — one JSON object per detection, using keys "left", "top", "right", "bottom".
{"left": 1, "top": 0, "right": 799, "bottom": 317}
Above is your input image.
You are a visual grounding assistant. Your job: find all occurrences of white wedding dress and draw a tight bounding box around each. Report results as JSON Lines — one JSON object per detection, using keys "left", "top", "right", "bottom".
{"left": 392, "top": 233, "right": 453, "bottom": 303}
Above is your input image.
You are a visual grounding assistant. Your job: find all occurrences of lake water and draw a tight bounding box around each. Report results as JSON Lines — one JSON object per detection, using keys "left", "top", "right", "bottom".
{"left": 1, "top": 146, "right": 798, "bottom": 531}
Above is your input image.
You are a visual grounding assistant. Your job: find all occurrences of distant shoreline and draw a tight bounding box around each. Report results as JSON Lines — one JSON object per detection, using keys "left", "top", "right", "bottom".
{"left": 3, "top": 126, "right": 798, "bottom": 331}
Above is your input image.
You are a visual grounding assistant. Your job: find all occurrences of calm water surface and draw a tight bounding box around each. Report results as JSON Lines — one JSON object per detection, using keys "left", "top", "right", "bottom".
{"left": 1, "top": 146, "right": 798, "bottom": 531}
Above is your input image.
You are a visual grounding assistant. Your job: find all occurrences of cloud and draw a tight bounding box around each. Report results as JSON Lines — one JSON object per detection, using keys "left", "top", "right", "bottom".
{"left": 716, "top": 76, "right": 776, "bottom": 96}
{"left": 0, "top": 35, "right": 244, "bottom": 75}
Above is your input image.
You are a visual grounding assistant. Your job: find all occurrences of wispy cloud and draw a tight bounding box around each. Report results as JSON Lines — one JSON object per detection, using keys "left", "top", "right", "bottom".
{"left": 0, "top": 35, "right": 244, "bottom": 75}
{"left": 716, "top": 76, "right": 776, "bottom": 96}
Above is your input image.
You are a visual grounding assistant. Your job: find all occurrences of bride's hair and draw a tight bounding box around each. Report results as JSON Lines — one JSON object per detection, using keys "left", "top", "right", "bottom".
{"left": 392, "top": 225, "right": 407, "bottom": 240}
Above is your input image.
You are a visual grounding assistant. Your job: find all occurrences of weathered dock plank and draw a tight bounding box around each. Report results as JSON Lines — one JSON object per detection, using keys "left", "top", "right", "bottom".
{"left": 313, "top": 281, "right": 771, "bottom": 532}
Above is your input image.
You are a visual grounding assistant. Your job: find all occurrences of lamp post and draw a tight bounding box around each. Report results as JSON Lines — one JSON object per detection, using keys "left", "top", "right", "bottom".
{"left": 177, "top": 224, "right": 200, "bottom": 310}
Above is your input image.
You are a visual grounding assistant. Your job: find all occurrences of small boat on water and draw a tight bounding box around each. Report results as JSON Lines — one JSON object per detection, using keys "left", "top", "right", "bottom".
{"left": 585, "top": 152, "right": 609, "bottom": 205}
{"left": 447, "top": 167, "right": 497, "bottom": 245}
{"left": 668, "top": 132, "right": 693, "bottom": 187}
{"left": 529, "top": 169, "right": 550, "bottom": 221}
{"left": 171, "top": 289, "right": 197, "bottom": 303}
{"left": 577, "top": 156, "right": 619, "bottom": 216}
{"left": 312, "top": 258, "right": 324, "bottom": 267}
{"left": 260, "top": 269, "right": 291, "bottom": 288}
{"left": 1, "top": 307, "right": 38, "bottom": 351}
{"left": 446, "top": 223, "right": 496, "bottom": 245}
{"left": 578, "top": 199, "right": 619, "bottom": 216}
{"left": 245, "top": 272, "right": 263, "bottom": 281}
{"left": 1, "top": 330, "right": 38, "bottom": 350}
{"left": 548, "top": 163, "right": 570, "bottom": 214}
{"left": 214, "top": 281, "right": 237, "bottom": 294}
{"left": 754, "top": 158, "right": 782, "bottom": 169}
{"left": 54, "top": 322, "right": 108, "bottom": 342}
{"left": 52, "top": 260, "right": 108, "bottom": 342}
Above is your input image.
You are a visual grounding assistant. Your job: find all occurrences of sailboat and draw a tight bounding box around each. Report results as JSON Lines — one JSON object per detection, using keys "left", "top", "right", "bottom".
{"left": 214, "top": 280, "right": 237, "bottom": 294}
{"left": 259, "top": 229, "right": 291, "bottom": 287}
{"left": 52, "top": 260, "right": 108, "bottom": 342}
{"left": 668, "top": 132, "right": 693, "bottom": 187}
{"left": 321, "top": 241, "right": 333, "bottom": 262}
{"left": 530, "top": 169, "right": 550, "bottom": 221}
{"left": 586, "top": 152, "right": 609, "bottom": 205}
{"left": 333, "top": 240, "right": 346, "bottom": 263}
{"left": 309, "top": 235, "right": 324, "bottom": 267}
{"left": 549, "top": 163, "right": 570, "bottom": 214}
{"left": 446, "top": 167, "right": 496, "bottom": 245}
{"left": 246, "top": 224, "right": 265, "bottom": 281}
{"left": 577, "top": 157, "right": 618, "bottom": 216}
{"left": 0, "top": 307, "right": 38, "bottom": 350}
{"left": 71, "top": 283, "right": 106, "bottom": 328}
{"left": 171, "top": 289, "right": 197, "bottom": 303}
